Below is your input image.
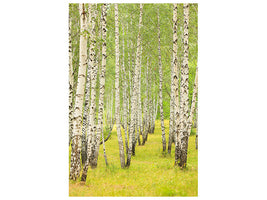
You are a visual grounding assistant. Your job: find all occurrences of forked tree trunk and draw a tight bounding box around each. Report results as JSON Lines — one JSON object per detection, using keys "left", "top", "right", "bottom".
{"left": 81, "top": 3, "right": 97, "bottom": 181}
{"left": 126, "top": 3, "right": 143, "bottom": 167}
{"left": 114, "top": 3, "right": 125, "bottom": 169}
{"left": 157, "top": 7, "right": 166, "bottom": 152}
{"left": 178, "top": 3, "right": 190, "bottom": 168}
{"left": 69, "top": 3, "right": 87, "bottom": 181}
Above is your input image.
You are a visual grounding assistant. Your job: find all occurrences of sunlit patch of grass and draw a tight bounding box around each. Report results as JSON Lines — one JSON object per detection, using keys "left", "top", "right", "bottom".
{"left": 69, "top": 120, "right": 198, "bottom": 196}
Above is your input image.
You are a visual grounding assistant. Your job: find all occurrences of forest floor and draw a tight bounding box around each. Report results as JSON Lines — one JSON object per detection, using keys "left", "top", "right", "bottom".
{"left": 69, "top": 120, "right": 198, "bottom": 196}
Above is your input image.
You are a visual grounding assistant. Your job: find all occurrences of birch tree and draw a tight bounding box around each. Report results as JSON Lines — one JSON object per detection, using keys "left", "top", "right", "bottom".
{"left": 126, "top": 3, "right": 143, "bottom": 167}
{"left": 90, "top": 3, "right": 108, "bottom": 169}
{"left": 157, "top": 7, "right": 166, "bottom": 152}
{"left": 69, "top": 3, "right": 87, "bottom": 180}
{"left": 177, "top": 3, "right": 190, "bottom": 168}
{"left": 81, "top": 4, "right": 97, "bottom": 179}
{"left": 115, "top": 3, "right": 125, "bottom": 168}
{"left": 69, "top": 15, "right": 74, "bottom": 146}
{"left": 172, "top": 3, "right": 181, "bottom": 165}
{"left": 187, "top": 67, "right": 198, "bottom": 136}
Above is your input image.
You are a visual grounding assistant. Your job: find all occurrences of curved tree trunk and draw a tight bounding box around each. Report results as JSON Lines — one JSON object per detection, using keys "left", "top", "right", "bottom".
{"left": 69, "top": 3, "right": 87, "bottom": 181}
{"left": 115, "top": 3, "right": 125, "bottom": 169}
{"left": 126, "top": 3, "right": 143, "bottom": 167}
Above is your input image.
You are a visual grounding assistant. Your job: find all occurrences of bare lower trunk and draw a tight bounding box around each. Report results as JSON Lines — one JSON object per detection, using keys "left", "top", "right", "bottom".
{"left": 69, "top": 3, "right": 87, "bottom": 181}
{"left": 115, "top": 4, "right": 125, "bottom": 169}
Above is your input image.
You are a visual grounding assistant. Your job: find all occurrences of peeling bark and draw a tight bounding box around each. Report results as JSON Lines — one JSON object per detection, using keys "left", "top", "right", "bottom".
{"left": 81, "top": 3, "right": 97, "bottom": 181}
{"left": 69, "top": 3, "right": 87, "bottom": 181}
{"left": 178, "top": 3, "right": 190, "bottom": 168}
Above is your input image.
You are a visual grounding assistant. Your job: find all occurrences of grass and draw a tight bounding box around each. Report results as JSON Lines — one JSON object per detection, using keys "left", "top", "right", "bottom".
{"left": 69, "top": 120, "right": 198, "bottom": 196}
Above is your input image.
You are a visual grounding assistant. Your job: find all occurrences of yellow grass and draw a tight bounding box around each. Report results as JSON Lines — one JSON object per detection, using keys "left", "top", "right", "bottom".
{"left": 69, "top": 120, "right": 198, "bottom": 196}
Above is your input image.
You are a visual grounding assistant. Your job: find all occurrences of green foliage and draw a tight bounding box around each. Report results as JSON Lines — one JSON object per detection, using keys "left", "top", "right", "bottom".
{"left": 69, "top": 3, "right": 198, "bottom": 121}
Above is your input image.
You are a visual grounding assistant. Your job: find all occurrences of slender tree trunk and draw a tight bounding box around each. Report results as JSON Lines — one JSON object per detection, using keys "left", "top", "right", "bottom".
{"left": 115, "top": 4, "right": 125, "bottom": 169}
{"left": 168, "top": 54, "right": 175, "bottom": 154}
{"left": 90, "top": 4, "right": 107, "bottom": 169}
{"left": 172, "top": 4, "right": 181, "bottom": 165}
{"left": 126, "top": 3, "right": 143, "bottom": 167}
{"left": 178, "top": 3, "right": 190, "bottom": 168}
{"left": 69, "top": 15, "right": 74, "bottom": 146}
{"left": 157, "top": 7, "right": 166, "bottom": 152}
{"left": 122, "top": 26, "right": 129, "bottom": 154}
{"left": 188, "top": 67, "right": 198, "bottom": 136}
{"left": 69, "top": 3, "right": 87, "bottom": 181}
{"left": 81, "top": 8, "right": 92, "bottom": 165}
{"left": 81, "top": 3, "right": 97, "bottom": 181}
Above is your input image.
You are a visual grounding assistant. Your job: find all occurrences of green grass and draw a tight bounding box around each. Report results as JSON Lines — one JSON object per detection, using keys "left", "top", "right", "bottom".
{"left": 69, "top": 120, "right": 198, "bottom": 196}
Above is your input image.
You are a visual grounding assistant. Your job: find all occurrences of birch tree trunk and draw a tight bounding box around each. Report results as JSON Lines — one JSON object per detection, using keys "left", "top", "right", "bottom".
{"left": 115, "top": 3, "right": 125, "bottom": 169}
{"left": 168, "top": 54, "right": 175, "bottom": 154}
{"left": 172, "top": 4, "right": 181, "bottom": 165}
{"left": 157, "top": 7, "right": 166, "bottom": 152}
{"left": 81, "top": 3, "right": 97, "bottom": 181}
{"left": 126, "top": 3, "right": 143, "bottom": 167}
{"left": 177, "top": 3, "right": 190, "bottom": 168}
{"left": 81, "top": 7, "right": 92, "bottom": 165}
{"left": 187, "top": 67, "right": 198, "bottom": 136}
{"left": 90, "top": 3, "right": 107, "bottom": 169}
{"left": 122, "top": 25, "right": 129, "bottom": 154}
{"left": 69, "top": 15, "right": 74, "bottom": 146}
{"left": 69, "top": 3, "right": 87, "bottom": 180}
{"left": 142, "top": 57, "right": 149, "bottom": 145}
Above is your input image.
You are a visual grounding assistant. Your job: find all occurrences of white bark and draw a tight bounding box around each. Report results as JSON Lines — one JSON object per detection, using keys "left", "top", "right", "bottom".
{"left": 188, "top": 67, "right": 198, "bottom": 136}
{"left": 122, "top": 25, "right": 128, "bottom": 154}
{"left": 115, "top": 4, "right": 125, "bottom": 168}
{"left": 91, "top": 3, "right": 107, "bottom": 168}
{"left": 69, "top": 3, "right": 87, "bottom": 181}
{"left": 157, "top": 7, "right": 166, "bottom": 152}
{"left": 178, "top": 3, "right": 190, "bottom": 168}
{"left": 126, "top": 3, "right": 143, "bottom": 167}
{"left": 69, "top": 15, "right": 74, "bottom": 146}
{"left": 81, "top": 4, "right": 97, "bottom": 180}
